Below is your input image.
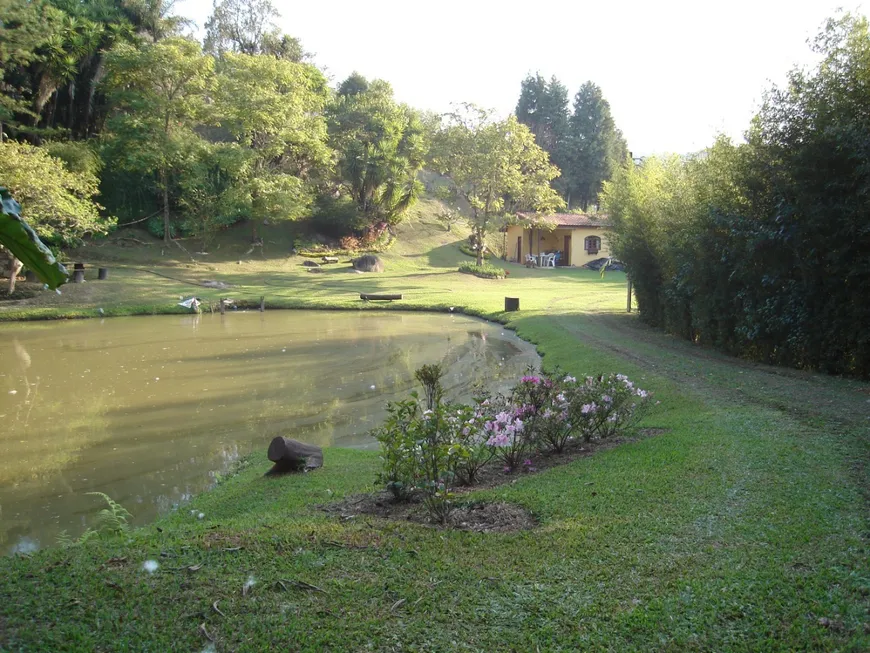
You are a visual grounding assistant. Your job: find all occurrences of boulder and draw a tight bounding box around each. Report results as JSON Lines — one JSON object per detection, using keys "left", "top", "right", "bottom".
{"left": 302, "top": 260, "right": 320, "bottom": 268}
{"left": 352, "top": 255, "right": 384, "bottom": 273}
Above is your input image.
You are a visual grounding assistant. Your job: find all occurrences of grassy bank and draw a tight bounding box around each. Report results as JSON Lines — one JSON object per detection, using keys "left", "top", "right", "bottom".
{"left": 1, "top": 211, "right": 868, "bottom": 651}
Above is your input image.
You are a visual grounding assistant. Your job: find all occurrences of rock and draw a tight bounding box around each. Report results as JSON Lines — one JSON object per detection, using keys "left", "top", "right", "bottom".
{"left": 352, "top": 255, "right": 384, "bottom": 273}
{"left": 308, "top": 267, "right": 324, "bottom": 273}
{"left": 202, "top": 280, "right": 231, "bottom": 289}
{"left": 303, "top": 260, "right": 320, "bottom": 268}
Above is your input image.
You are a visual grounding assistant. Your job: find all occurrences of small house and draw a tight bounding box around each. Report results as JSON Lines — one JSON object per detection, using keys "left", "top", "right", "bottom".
{"left": 503, "top": 213, "right": 612, "bottom": 266}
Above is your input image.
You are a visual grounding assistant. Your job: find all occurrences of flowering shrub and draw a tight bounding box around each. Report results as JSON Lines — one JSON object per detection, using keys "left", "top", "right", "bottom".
{"left": 374, "top": 366, "right": 655, "bottom": 521}
{"left": 339, "top": 235, "right": 361, "bottom": 252}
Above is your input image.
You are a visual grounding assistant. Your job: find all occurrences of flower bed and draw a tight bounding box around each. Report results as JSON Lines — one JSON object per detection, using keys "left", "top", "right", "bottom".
{"left": 368, "top": 365, "right": 657, "bottom": 525}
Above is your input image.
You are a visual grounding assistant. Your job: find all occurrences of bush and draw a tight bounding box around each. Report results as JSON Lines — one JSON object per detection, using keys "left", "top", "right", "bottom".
{"left": 458, "top": 261, "right": 506, "bottom": 279}
{"left": 374, "top": 367, "right": 656, "bottom": 521}
{"left": 458, "top": 243, "right": 491, "bottom": 260}
{"left": 339, "top": 235, "right": 361, "bottom": 251}
{"left": 373, "top": 365, "right": 468, "bottom": 523}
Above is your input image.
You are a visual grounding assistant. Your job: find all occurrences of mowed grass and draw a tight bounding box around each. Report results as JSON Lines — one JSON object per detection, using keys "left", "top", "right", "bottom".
{"left": 1, "top": 206, "right": 868, "bottom": 651}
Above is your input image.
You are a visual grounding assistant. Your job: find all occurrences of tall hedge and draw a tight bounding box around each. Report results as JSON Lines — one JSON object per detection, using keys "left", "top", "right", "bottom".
{"left": 604, "top": 14, "right": 870, "bottom": 377}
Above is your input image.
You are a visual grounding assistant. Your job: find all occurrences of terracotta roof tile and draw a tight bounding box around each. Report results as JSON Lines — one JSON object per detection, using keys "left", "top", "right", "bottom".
{"left": 516, "top": 212, "right": 611, "bottom": 228}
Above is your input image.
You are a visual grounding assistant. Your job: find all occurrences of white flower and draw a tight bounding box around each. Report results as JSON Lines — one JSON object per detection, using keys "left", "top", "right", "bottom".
{"left": 143, "top": 560, "right": 159, "bottom": 573}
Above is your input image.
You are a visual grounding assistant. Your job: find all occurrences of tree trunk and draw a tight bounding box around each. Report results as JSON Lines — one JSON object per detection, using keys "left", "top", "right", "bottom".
{"left": 476, "top": 229, "right": 483, "bottom": 266}
{"left": 267, "top": 437, "right": 323, "bottom": 473}
{"left": 161, "top": 168, "right": 171, "bottom": 242}
{"left": 8, "top": 257, "right": 23, "bottom": 293}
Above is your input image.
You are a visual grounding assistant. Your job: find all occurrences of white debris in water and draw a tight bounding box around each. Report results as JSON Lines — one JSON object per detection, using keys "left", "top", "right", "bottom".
{"left": 154, "top": 377, "right": 159, "bottom": 381}
{"left": 281, "top": 348, "right": 286, "bottom": 352}
{"left": 142, "top": 560, "right": 159, "bottom": 573}
{"left": 244, "top": 575, "right": 256, "bottom": 591}
{"left": 370, "top": 385, "right": 376, "bottom": 390}
{"left": 8, "top": 390, "right": 17, "bottom": 395}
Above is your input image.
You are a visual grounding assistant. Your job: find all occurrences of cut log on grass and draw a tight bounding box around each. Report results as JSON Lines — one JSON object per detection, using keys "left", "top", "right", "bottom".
{"left": 267, "top": 437, "right": 323, "bottom": 474}
{"left": 321, "top": 256, "right": 339, "bottom": 264}
{"left": 360, "top": 293, "right": 402, "bottom": 301}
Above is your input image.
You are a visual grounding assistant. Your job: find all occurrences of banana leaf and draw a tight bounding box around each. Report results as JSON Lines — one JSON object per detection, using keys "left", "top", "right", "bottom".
{"left": 0, "top": 187, "right": 68, "bottom": 290}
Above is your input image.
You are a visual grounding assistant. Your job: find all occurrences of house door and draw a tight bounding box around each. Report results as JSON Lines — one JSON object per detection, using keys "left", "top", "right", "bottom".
{"left": 516, "top": 236, "right": 522, "bottom": 262}
{"left": 563, "top": 235, "right": 571, "bottom": 266}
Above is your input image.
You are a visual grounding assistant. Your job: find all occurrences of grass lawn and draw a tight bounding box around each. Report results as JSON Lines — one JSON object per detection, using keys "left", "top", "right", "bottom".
{"left": 1, "top": 207, "right": 868, "bottom": 651}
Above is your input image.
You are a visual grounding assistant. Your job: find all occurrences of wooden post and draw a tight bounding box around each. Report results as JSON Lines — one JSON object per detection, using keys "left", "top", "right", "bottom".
{"left": 505, "top": 297, "right": 520, "bottom": 312}
{"left": 259, "top": 295, "right": 265, "bottom": 312}
{"left": 626, "top": 276, "right": 633, "bottom": 313}
{"left": 219, "top": 298, "right": 226, "bottom": 315}
{"left": 97, "top": 267, "right": 108, "bottom": 280}
{"left": 73, "top": 269, "right": 85, "bottom": 283}
{"left": 24, "top": 270, "right": 37, "bottom": 283}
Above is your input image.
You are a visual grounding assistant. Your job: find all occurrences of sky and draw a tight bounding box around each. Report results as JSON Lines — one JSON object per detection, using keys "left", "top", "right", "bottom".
{"left": 177, "top": 0, "right": 860, "bottom": 156}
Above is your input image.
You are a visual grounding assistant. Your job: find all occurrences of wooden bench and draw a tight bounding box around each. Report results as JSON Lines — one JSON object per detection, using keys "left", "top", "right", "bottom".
{"left": 360, "top": 293, "right": 402, "bottom": 301}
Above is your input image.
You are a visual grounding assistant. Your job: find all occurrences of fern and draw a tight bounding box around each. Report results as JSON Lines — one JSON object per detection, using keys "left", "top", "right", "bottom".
{"left": 86, "top": 492, "right": 132, "bottom": 535}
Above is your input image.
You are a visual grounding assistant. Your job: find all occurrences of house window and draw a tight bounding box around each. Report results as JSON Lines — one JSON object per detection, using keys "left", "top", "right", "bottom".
{"left": 585, "top": 235, "right": 601, "bottom": 255}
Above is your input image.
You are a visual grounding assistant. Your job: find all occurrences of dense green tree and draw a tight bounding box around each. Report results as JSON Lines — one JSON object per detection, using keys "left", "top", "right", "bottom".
{"left": 565, "top": 81, "right": 627, "bottom": 210}
{"left": 433, "top": 105, "right": 564, "bottom": 265}
{"left": 0, "top": 140, "right": 114, "bottom": 289}
{"left": 327, "top": 75, "right": 428, "bottom": 232}
{"left": 102, "top": 37, "right": 214, "bottom": 241}
{"left": 337, "top": 71, "right": 369, "bottom": 98}
{"left": 515, "top": 74, "right": 569, "bottom": 156}
{"left": 204, "top": 0, "right": 303, "bottom": 61}
{"left": 213, "top": 52, "right": 330, "bottom": 239}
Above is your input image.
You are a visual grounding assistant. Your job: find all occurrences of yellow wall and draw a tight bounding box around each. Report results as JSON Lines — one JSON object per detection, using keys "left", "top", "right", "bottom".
{"left": 504, "top": 225, "right": 612, "bottom": 266}
{"left": 504, "top": 225, "right": 525, "bottom": 262}
{"left": 569, "top": 228, "right": 611, "bottom": 265}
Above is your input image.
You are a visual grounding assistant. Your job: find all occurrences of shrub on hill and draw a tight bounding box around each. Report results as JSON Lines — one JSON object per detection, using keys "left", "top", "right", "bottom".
{"left": 459, "top": 261, "right": 506, "bottom": 279}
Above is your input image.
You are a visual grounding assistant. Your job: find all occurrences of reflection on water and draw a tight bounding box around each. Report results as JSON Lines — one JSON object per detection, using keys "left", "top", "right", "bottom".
{"left": 0, "top": 311, "right": 539, "bottom": 553}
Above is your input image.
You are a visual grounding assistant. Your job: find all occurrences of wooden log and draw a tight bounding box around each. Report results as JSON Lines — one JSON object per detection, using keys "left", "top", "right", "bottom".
{"left": 98, "top": 267, "right": 109, "bottom": 280}
{"left": 219, "top": 298, "right": 226, "bottom": 314}
{"left": 321, "top": 256, "right": 339, "bottom": 264}
{"left": 259, "top": 295, "right": 265, "bottom": 312}
{"left": 360, "top": 293, "right": 402, "bottom": 301}
{"left": 73, "top": 269, "right": 85, "bottom": 283}
{"left": 505, "top": 297, "right": 520, "bottom": 312}
{"left": 267, "top": 437, "right": 323, "bottom": 473}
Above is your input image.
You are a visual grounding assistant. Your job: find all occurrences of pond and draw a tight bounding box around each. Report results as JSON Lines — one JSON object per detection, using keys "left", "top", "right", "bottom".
{"left": 0, "top": 310, "right": 539, "bottom": 554}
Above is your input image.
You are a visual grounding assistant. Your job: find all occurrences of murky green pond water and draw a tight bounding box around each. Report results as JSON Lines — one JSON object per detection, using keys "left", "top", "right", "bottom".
{"left": 0, "top": 311, "right": 538, "bottom": 554}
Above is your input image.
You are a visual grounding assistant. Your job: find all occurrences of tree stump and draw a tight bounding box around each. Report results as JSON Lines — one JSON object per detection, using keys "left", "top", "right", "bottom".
{"left": 98, "top": 267, "right": 109, "bottom": 280}
{"left": 505, "top": 297, "right": 520, "bottom": 312}
{"left": 73, "top": 269, "right": 85, "bottom": 283}
{"left": 267, "top": 437, "right": 323, "bottom": 474}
